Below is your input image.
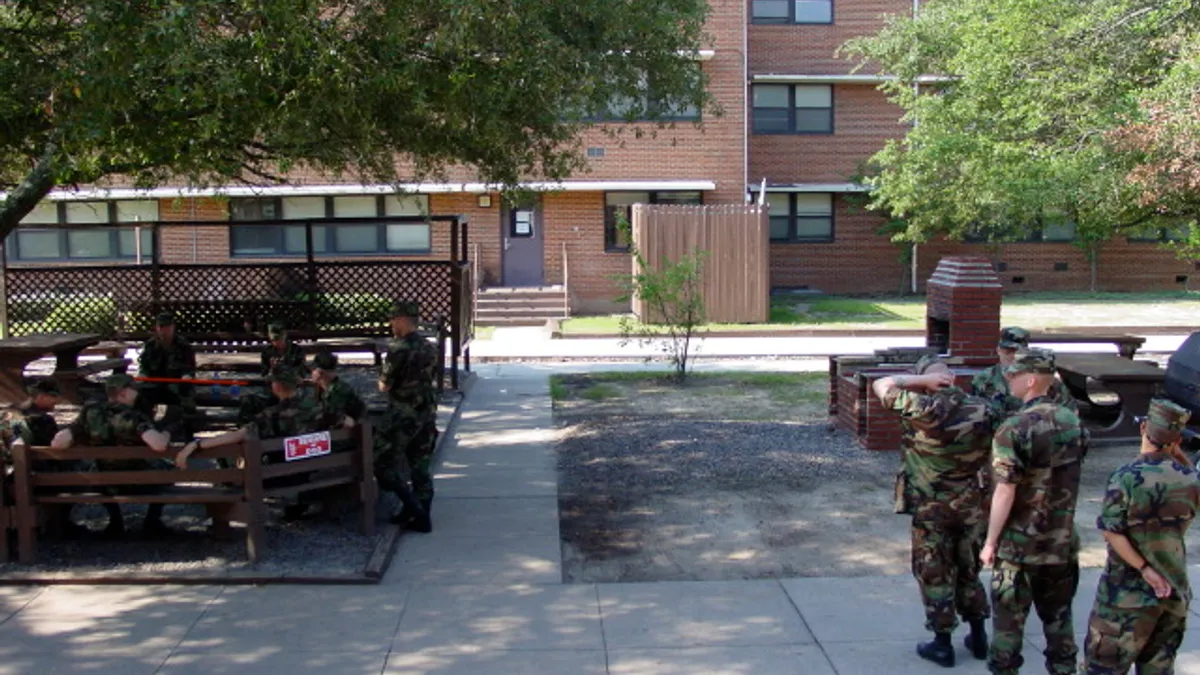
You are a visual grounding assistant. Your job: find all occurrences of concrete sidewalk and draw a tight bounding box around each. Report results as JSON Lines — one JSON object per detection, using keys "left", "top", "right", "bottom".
{"left": 2, "top": 365, "right": 1200, "bottom": 674}
{"left": 470, "top": 326, "right": 1190, "bottom": 361}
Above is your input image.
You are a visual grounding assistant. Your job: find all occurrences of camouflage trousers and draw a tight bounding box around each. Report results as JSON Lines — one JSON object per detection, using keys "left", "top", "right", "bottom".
{"left": 911, "top": 517, "right": 990, "bottom": 633}
{"left": 374, "top": 407, "right": 438, "bottom": 502}
{"left": 1083, "top": 596, "right": 1188, "bottom": 675}
{"left": 236, "top": 390, "right": 277, "bottom": 426}
{"left": 988, "top": 559, "right": 1080, "bottom": 675}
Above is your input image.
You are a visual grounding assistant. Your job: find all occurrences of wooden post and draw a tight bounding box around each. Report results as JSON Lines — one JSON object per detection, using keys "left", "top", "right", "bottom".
{"left": 12, "top": 441, "right": 35, "bottom": 563}
{"left": 304, "top": 222, "right": 318, "bottom": 330}
{"left": 460, "top": 217, "right": 470, "bottom": 265}
{"left": 359, "top": 421, "right": 377, "bottom": 536}
{"left": 450, "top": 216, "right": 461, "bottom": 266}
{"left": 243, "top": 433, "right": 266, "bottom": 563}
{"left": 150, "top": 224, "right": 162, "bottom": 317}
{"left": 0, "top": 241, "right": 9, "bottom": 339}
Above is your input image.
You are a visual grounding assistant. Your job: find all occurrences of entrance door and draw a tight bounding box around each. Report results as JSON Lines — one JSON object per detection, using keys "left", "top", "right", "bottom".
{"left": 501, "top": 203, "right": 545, "bottom": 287}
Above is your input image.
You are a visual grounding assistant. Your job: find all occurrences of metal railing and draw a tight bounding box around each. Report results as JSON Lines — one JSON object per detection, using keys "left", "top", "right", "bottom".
{"left": 561, "top": 242, "right": 570, "bottom": 318}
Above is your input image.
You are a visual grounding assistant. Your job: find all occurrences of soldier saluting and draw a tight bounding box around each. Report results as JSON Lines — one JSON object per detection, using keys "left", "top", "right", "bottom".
{"left": 872, "top": 355, "right": 996, "bottom": 667}
{"left": 1082, "top": 399, "right": 1200, "bottom": 675}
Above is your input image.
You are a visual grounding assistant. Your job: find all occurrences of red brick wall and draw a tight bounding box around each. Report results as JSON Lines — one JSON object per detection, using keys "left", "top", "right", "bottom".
{"left": 749, "top": 86, "right": 905, "bottom": 183}
{"left": 748, "top": 0, "right": 912, "bottom": 76}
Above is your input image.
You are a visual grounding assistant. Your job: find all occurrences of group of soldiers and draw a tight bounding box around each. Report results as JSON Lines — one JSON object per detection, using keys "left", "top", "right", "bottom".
{"left": 873, "top": 327, "right": 1200, "bottom": 674}
{"left": 0, "top": 300, "right": 442, "bottom": 535}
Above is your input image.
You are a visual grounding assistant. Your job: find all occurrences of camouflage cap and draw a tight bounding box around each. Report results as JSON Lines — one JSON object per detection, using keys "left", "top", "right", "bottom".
{"left": 390, "top": 300, "right": 420, "bottom": 319}
{"left": 998, "top": 326, "right": 1030, "bottom": 349}
{"left": 104, "top": 373, "right": 139, "bottom": 392}
{"left": 911, "top": 354, "right": 946, "bottom": 375}
{"left": 311, "top": 351, "right": 338, "bottom": 371}
{"left": 155, "top": 312, "right": 176, "bottom": 327}
{"left": 1004, "top": 347, "right": 1056, "bottom": 375}
{"left": 266, "top": 365, "right": 302, "bottom": 388}
{"left": 267, "top": 321, "right": 287, "bottom": 339}
{"left": 1141, "top": 398, "right": 1191, "bottom": 442}
{"left": 28, "top": 378, "right": 60, "bottom": 397}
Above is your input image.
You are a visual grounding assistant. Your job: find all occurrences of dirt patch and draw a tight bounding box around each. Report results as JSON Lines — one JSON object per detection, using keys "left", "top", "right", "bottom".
{"left": 554, "top": 373, "right": 1199, "bottom": 582}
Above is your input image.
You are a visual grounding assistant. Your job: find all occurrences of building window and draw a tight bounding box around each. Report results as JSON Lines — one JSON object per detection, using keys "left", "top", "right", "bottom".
{"left": 752, "top": 0, "right": 833, "bottom": 24}
{"left": 594, "top": 67, "right": 703, "bottom": 123}
{"left": 229, "top": 195, "right": 431, "bottom": 257}
{"left": 7, "top": 200, "right": 157, "bottom": 262}
{"left": 1127, "top": 221, "right": 1193, "bottom": 243}
{"left": 766, "top": 192, "right": 834, "bottom": 242}
{"left": 1039, "top": 215, "right": 1077, "bottom": 242}
{"left": 752, "top": 85, "right": 833, "bottom": 134}
{"left": 604, "top": 191, "right": 703, "bottom": 251}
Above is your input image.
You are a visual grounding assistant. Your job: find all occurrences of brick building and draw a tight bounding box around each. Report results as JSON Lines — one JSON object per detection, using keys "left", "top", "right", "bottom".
{"left": 6, "top": 0, "right": 1194, "bottom": 316}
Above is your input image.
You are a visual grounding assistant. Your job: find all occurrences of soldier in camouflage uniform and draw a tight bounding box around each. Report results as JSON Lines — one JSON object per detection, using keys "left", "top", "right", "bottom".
{"left": 375, "top": 300, "right": 437, "bottom": 532}
{"left": 238, "top": 322, "right": 310, "bottom": 424}
{"left": 1082, "top": 399, "right": 1200, "bottom": 675}
{"left": 873, "top": 355, "right": 996, "bottom": 667}
{"left": 0, "top": 379, "right": 64, "bottom": 458}
{"left": 137, "top": 312, "right": 198, "bottom": 438}
{"left": 980, "top": 348, "right": 1088, "bottom": 675}
{"left": 52, "top": 374, "right": 173, "bottom": 535}
{"left": 310, "top": 351, "right": 366, "bottom": 428}
{"left": 971, "top": 327, "right": 1077, "bottom": 420}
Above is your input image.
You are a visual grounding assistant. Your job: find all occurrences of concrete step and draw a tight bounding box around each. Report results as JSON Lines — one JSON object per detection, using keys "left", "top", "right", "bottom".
{"left": 476, "top": 307, "right": 564, "bottom": 319}
{"left": 479, "top": 285, "right": 564, "bottom": 295}
{"left": 475, "top": 297, "right": 565, "bottom": 311}
{"left": 474, "top": 316, "right": 555, "bottom": 327}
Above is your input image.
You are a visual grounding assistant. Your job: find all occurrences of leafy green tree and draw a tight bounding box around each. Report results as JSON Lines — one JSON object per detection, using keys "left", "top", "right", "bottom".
{"left": 842, "top": 0, "right": 1200, "bottom": 278}
{"left": 0, "top": 0, "right": 711, "bottom": 236}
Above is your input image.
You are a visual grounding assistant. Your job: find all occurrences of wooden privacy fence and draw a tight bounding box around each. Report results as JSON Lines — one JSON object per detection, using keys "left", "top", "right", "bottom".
{"left": 630, "top": 204, "right": 769, "bottom": 324}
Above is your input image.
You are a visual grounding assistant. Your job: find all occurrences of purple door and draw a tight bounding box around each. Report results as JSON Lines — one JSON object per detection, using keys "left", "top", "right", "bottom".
{"left": 502, "top": 205, "right": 545, "bottom": 287}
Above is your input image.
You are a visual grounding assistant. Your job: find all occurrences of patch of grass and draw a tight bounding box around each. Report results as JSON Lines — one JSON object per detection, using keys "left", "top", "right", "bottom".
{"left": 581, "top": 383, "right": 622, "bottom": 401}
{"left": 549, "top": 375, "right": 568, "bottom": 402}
{"left": 473, "top": 326, "right": 496, "bottom": 340}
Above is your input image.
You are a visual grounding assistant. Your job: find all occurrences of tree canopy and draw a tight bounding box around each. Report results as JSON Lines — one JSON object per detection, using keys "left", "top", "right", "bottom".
{"left": 842, "top": 0, "right": 1200, "bottom": 259}
{"left": 0, "top": 0, "right": 711, "bottom": 235}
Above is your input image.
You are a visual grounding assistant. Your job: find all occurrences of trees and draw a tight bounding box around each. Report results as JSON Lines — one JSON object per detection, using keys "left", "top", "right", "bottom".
{"left": 0, "top": 0, "right": 711, "bottom": 237}
{"left": 842, "top": 0, "right": 1200, "bottom": 268}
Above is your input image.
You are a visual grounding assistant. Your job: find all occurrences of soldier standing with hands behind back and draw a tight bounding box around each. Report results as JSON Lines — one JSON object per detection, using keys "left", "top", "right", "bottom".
{"left": 375, "top": 300, "right": 437, "bottom": 532}
{"left": 980, "top": 348, "right": 1088, "bottom": 675}
{"left": 873, "top": 355, "right": 996, "bottom": 668}
{"left": 1082, "top": 399, "right": 1200, "bottom": 675}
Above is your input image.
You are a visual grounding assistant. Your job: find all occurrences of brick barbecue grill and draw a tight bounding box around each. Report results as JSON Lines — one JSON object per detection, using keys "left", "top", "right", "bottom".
{"left": 829, "top": 257, "right": 1003, "bottom": 450}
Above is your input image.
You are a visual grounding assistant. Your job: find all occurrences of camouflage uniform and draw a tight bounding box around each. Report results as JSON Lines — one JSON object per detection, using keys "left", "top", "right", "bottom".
{"left": 377, "top": 308, "right": 439, "bottom": 505}
{"left": 883, "top": 382, "right": 995, "bottom": 634}
{"left": 1083, "top": 400, "right": 1200, "bottom": 675}
{"left": 68, "top": 399, "right": 172, "bottom": 479}
{"left": 971, "top": 364, "right": 1077, "bottom": 420}
{"left": 988, "top": 350, "right": 1089, "bottom": 675}
{"left": 137, "top": 333, "right": 198, "bottom": 422}
{"left": 317, "top": 377, "right": 366, "bottom": 426}
{"left": 240, "top": 325, "right": 309, "bottom": 424}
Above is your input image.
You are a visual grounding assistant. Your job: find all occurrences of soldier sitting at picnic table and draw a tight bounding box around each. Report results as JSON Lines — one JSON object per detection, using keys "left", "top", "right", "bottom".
{"left": 137, "top": 312, "right": 198, "bottom": 440}
{"left": 310, "top": 350, "right": 365, "bottom": 429}
{"left": 237, "top": 322, "right": 309, "bottom": 425}
{"left": 51, "top": 374, "right": 173, "bottom": 536}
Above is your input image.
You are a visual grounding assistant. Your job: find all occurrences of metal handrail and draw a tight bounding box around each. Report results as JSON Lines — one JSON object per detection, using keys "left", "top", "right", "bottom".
{"left": 561, "top": 242, "right": 570, "bottom": 318}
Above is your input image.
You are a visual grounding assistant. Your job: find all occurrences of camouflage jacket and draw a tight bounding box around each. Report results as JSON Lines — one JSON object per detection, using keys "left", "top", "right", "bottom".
{"left": 992, "top": 396, "right": 1089, "bottom": 565}
{"left": 1095, "top": 452, "right": 1200, "bottom": 612}
{"left": 67, "top": 401, "right": 155, "bottom": 446}
{"left": 0, "top": 404, "right": 59, "bottom": 460}
{"left": 380, "top": 332, "right": 438, "bottom": 414}
{"left": 883, "top": 385, "right": 995, "bottom": 523}
{"left": 139, "top": 336, "right": 196, "bottom": 378}
{"left": 317, "top": 377, "right": 366, "bottom": 424}
{"left": 260, "top": 340, "right": 308, "bottom": 378}
{"left": 971, "top": 364, "right": 1078, "bottom": 420}
{"left": 249, "top": 394, "right": 328, "bottom": 440}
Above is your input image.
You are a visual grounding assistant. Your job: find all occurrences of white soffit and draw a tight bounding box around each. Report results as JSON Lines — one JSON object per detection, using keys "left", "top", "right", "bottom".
{"left": 748, "top": 182, "right": 869, "bottom": 193}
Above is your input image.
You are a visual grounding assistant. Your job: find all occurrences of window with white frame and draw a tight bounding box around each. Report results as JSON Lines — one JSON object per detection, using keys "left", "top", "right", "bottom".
{"left": 7, "top": 200, "right": 157, "bottom": 262}
{"left": 752, "top": 84, "right": 834, "bottom": 134}
{"left": 752, "top": 0, "right": 833, "bottom": 25}
{"left": 229, "top": 195, "right": 431, "bottom": 257}
{"left": 766, "top": 192, "right": 834, "bottom": 242}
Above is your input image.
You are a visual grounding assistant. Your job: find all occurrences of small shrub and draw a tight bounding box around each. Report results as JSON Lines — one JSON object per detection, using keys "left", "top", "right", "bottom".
{"left": 43, "top": 296, "right": 118, "bottom": 334}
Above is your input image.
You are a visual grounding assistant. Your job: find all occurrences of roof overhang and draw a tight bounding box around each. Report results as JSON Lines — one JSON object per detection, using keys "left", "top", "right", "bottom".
{"left": 750, "top": 74, "right": 953, "bottom": 85}
{"left": 748, "top": 182, "right": 870, "bottom": 193}
{"left": 10, "top": 180, "right": 719, "bottom": 202}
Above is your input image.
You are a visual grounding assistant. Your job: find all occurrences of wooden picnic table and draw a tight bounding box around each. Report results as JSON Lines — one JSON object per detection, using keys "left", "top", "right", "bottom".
{"left": 0, "top": 333, "right": 102, "bottom": 404}
{"left": 1055, "top": 353, "right": 1164, "bottom": 441}
{"left": 1032, "top": 332, "right": 1146, "bottom": 359}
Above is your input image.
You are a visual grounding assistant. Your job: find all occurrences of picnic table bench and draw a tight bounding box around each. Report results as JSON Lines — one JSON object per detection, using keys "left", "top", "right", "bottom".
{"left": 9, "top": 423, "right": 377, "bottom": 563}
{"left": 1031, "top": 332, "right": 1146, "bottom": 359}
{"left": 1054, "top": 353, "right": 1164, "bottom": 441}
{"left": 0, "top": 333, "right": 110, "bottom": 404}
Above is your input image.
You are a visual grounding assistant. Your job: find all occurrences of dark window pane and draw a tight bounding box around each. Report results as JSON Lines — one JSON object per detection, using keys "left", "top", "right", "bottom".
{"left": 386, "top": 224, "right": 431, "bottom": 251}
{"left": 655, "top": 191, "right": 702, "bottom": 205}
{"left": 17, "top": 231, "right": 62, "bottom": 259}
{"left": 117, "top": 228, "right": 154, "bottom": 258}
{"left": 753, "top": 0, "right": 789, "bottom": 22}
{"left": 794, "top": 0, "right": 832, "bottom": 23}
{"left": 753, "top": 109, "right": 791, "bottom": 133}
{"left": 231, "top": 226, "right": 279, "bottom": 255}
{"left": 796, "top": 216, "right": 833, "bottom": 240}
{"left": 283, "top": 225, "right": 328, "bottom": 254}
{"left": 67, "top": 230, "right": 114, "bottom": 258}
{"left": 770, "top": 216, "right": 792, "bottom": 241}
{"left": 605, "top": 207, "right": 633, "bottom": 250}
{"left": 794, "top": 108, "right": 833, "bottom": 133}
{"left": 230, "top": 199, "right": 278, "bottom": 221}
{"left": 333, "top": 224, "right": 379, "bottom": 253}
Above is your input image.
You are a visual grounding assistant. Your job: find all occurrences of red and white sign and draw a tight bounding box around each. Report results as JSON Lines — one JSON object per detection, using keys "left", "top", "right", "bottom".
{"left": 283, "top": 431, "right": 332, "bottom": 462}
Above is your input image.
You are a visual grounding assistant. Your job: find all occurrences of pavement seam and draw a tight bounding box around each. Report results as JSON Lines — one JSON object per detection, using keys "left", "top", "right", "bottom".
{"left": 595, "top": 584, "right": 612, "bottom": 674}
{"left": 380, "top": 582, "right": 416, "bottom": 674}
{"left": 777, "top": 579, "right": 841, "bottom": 675}
{"left": 0, "top": 585, "right": 46, "bottom": 628}
{"left": 152, "top": 584, "right": 230, "bottom": 674}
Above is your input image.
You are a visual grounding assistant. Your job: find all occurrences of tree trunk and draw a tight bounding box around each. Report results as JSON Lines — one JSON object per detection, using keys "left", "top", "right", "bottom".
{"left": 0, "top": 141, "right": 58, "bottom": 241}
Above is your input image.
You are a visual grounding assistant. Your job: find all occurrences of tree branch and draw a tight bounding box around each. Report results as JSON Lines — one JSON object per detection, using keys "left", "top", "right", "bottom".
{"left": 0, "top": 139, "right": 59, "bottom": 241}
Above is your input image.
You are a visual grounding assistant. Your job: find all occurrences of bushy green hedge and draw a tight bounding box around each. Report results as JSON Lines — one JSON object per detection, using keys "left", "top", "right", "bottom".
{"left": 43, "top": 296, "right": 119, "bottom": 334}
{"left": 315, "top": 292, "right": 392, "bottom": 328}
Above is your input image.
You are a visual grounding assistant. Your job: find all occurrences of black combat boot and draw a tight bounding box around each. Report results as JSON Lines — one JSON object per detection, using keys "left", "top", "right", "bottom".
{"left": 964, "top": 619, "right": 988, "bottom": 660}
{"left": 917, "top": 631, "right": 955, "bottom": 668}
{"left": 412, "top": 496, "right": 433, "bottom": 533}
{"left": 389, "top": 487, "right": 431, "bottom": 533}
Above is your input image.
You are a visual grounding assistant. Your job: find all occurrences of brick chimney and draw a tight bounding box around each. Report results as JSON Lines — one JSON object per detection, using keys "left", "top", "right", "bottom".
{"left": 925, "top": 256, "right": 1002, "bottom": 366}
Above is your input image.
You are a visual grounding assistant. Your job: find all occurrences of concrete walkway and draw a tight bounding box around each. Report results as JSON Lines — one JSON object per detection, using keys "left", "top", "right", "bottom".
{"left": 471, "top": 326, "right": 1190, "bottom": 360}
{"left": 3, "top": 365, "right": 1200, "bottom": 674}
